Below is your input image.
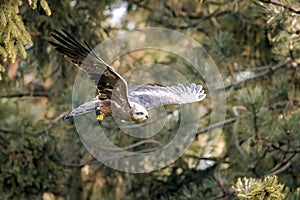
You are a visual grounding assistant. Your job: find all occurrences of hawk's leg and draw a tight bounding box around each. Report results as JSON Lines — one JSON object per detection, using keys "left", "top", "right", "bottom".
{"left": 97, "top": 114, "right": 104, "bottom": 121}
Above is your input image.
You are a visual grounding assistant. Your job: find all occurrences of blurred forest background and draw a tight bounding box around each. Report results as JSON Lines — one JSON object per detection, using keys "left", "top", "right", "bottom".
{"left": 0, "top": 0, "right": 300, "bottom": 199}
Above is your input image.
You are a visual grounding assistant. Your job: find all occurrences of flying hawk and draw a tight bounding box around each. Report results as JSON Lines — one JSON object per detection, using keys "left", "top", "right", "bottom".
{"left": 49, "top": 30, "right": 206, "bottom": 122}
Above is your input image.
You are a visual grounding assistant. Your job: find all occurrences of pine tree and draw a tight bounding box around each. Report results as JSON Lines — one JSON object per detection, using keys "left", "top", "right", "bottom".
{"left": 0, "top": 0, "right": 51, "bottom": 79}
{"left": 0, "top": 0, "right": 299, "bottom": 199}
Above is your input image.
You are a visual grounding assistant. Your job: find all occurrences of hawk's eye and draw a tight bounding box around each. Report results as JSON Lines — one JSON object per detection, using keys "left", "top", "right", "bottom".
{"left": 136, "top": 112, "right": 143, "bottom": 115}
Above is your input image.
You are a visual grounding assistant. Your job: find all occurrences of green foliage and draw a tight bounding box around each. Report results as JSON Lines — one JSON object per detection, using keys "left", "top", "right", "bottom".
{"left": 0, "top": 0, "right": 32, "bottom": 63}
{"left": 0, "top": 0, "right": 299, "bottom": 199}
{"left": 285, "top": 188, "right": 300, "bottom": 200}
{"left": 205, "top": 31, "right": 242, "bottom": 66}
{"left": 30, "top": 0, "right": 52, "bottom": 16}
{"left": 257, "top": 0, "right": 300, "bottom": 62}
{"left": 233, "top": 175, "right": 285, "bottom": 200}
{"left": 0, "top": 134, "right": 62, "bottom": 199}
{"left": 0, "top": 0, "right": 51, "bottom": 80}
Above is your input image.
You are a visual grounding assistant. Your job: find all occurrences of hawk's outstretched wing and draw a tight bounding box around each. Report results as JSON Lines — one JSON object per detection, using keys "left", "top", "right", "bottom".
{"left": 49, "top": 30, "right": 131, "bottom": 109}
{"left": 128, "top": 83, "right": 206, "bottom": 110}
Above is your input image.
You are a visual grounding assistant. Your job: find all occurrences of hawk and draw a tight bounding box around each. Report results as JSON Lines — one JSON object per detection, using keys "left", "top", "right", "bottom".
{"left": 49, "top": 30, "right": 206, "bottom": 122}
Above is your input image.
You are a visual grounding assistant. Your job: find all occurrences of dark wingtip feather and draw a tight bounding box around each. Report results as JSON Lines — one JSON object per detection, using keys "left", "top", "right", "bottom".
{"left": 48, "top": 29, "right": 92, "bottom": 65}
{"left": 48, "top": 40, "right": 59, "bottom": 47}
{"left": 64, "top": 114, "right": 73, "bottom": 119}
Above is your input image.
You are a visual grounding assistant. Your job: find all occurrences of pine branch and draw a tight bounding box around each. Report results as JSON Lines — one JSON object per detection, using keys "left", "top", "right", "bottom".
{"left": 258, "top": 0, "right": 300, "bottom": 14}
{"left": 215, "top": 60, "right": 291, "bottom": 91}
{"left": 0, "top": 128, "right": 20, "bottom": 135}
{"left": 233, "top": 175, "right": 285, "bottom": 199}
{"left": 0, "top": 111, "right": 68, "bottom": 136}
{"left": 251, "top": 104, "right": 260, "bottom": 139}
{"left": 129, "top": 0, "right": 153, "bottom": 11}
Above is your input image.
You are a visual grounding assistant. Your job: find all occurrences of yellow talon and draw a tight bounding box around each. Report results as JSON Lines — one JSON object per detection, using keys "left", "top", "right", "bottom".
{"left": 97, "top": 114, "right": 104, "bottom": 121}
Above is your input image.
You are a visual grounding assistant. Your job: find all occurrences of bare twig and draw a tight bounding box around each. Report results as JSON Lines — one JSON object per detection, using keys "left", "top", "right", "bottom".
{"left": 62, "top": 159, "right": 99, "bottom": 168}
{"left": 0, "top": 92, "right": 50, "bottom": 98}
{"left": 195, "top": 115, "right": 245, "bottom": 137}
{"left": 61, "top": 146, "right": 162, "bottom": 168}
{"left": 0, "top": 128, "right": 20, "bottom": 135}
{"left": 35, "top": 111, "right": 68, "bottom": 136}
{"left": 251, "top": 104, "right": 260, "bottom": 140}
{"left": 232, "top": 106, "right": 246, "bottom": 155}
{"left": 92, "top": 139, "right": 162, "bottom": 152}
{"left": 268, "top": 153, "right": 299, "bottom": 175}
{"left": 0, "top": 111, "right": 68, "bottom": 136}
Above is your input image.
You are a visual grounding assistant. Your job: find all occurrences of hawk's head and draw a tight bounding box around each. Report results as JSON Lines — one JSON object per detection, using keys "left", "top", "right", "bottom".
{"left": 130, "top": 102, "right": 149, "bottom": 121}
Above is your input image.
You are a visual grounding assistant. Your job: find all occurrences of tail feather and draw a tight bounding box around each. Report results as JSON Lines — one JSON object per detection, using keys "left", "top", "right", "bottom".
{"left": 65, "top": 99, "right": 101, "bottom": 119}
